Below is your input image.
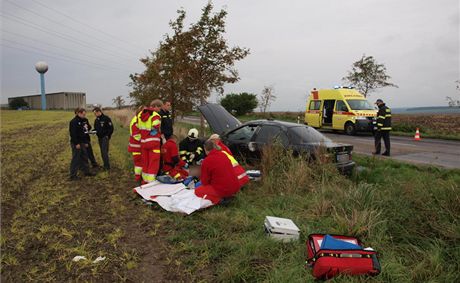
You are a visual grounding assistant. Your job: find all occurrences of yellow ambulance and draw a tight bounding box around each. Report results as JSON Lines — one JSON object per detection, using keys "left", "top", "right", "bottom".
{"left": 304, "top": 87, "right": 377, "bottom": 135}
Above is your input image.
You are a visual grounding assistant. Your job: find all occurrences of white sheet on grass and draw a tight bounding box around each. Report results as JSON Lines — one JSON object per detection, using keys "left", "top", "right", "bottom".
{"left": 134, "top": 181, "right": 186, "bottom": 200}
{"left": 134, "top": 182, "right": 213, "bottom": 215}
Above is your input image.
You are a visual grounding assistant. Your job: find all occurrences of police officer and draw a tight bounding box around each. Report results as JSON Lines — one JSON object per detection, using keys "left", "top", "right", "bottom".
{"left": 93, "top": 107, "right": 114, "bottom": 170}
{"left": 75, "top": 107, "right": 99, "bottom": 168}
{"left": 373, "top": 99, "right": 392, "bottom": 156}
{"left": 159, "top": 101, "right": 173, "bottom": 141}
{"left": 69, "top": 108, "right": 95, "bottom": 180}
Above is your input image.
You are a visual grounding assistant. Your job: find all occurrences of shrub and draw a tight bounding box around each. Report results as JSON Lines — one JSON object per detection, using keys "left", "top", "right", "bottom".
{"left": 220, "top": 93, "right": 258, "bottom": 116}
{"left": 9, "top": 98, "right": 28, "bottom": 109}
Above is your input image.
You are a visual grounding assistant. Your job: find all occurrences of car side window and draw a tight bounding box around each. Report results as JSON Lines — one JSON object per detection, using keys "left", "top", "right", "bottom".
{"left": 309, "top": 100, "right": 321, "bottom": 110}
{"left": 335, "top": 100, "right": 348, "bottom": 112}
{"left": 255, "top": 125, "right": 288, "bottom": 146}
{"left": 226, "top": 125, "right": 257, "bottom": 142}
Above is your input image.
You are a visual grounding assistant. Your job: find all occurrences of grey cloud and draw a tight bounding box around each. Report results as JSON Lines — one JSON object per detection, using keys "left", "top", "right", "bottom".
{"left": 1, "top": 0, "right": 459, "bottom": 110}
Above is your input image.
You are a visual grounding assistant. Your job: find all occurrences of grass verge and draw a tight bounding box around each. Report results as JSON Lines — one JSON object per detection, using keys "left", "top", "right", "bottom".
{"left": 2, "top": 110, "right": 459, "bottom": 282}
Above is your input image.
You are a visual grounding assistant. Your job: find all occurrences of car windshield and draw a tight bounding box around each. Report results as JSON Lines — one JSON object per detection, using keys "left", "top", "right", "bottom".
{"left": 226, "top": 125, "right": 257, "bottom": 142}
{"left": 289, "top": 126, "right": 331, "bottom": 144}
{"left": 346, "top": 99, "right": 374, "bottom": 110}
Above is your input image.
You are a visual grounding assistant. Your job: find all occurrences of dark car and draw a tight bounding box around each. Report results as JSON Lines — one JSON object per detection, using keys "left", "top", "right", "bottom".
{"left": 199, "top": 104, "right": 355, "bottom": 175}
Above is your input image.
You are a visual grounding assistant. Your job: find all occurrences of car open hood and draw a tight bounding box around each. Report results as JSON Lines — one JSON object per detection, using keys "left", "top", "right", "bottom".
{"left": 198, "top": 103, "right": 242, "bottom": 135}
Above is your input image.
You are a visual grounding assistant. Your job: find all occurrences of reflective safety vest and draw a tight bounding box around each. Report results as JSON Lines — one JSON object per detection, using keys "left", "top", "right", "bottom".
{"left": 137, "top": 109, "right": 161, "bottom": 150}
{"left": 376, "top": 105, "right": 392, "bottom": 131}
{"left": 222, "top": 150, "right": 249, "bottom": 187}
{"left": 128, "top": 115, "right": 141, "bottom": 153}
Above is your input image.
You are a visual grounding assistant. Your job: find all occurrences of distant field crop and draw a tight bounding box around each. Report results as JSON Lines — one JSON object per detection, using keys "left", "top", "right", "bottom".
{"left": 235, "top": 111, "right": 460, "bottom": 140}
{"left": 392, "top": 114, "right": 460, "bottom": 139}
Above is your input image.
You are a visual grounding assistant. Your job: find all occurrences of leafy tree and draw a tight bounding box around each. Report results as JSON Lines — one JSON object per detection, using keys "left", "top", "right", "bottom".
{"left": 112, "top": 95, "right": 125, "bottom": 109}
{"left": 129, "top": 2, "right": 249, "bottom": 134}
{"left": 220, "top": 92, "right": 258, "bottom": 116}
{"left": 9, "top": 97, "right": 28, "bottom": 109}
{"left": 342, "top": 55, "right": 398, "bottom": 97}
{"left": 259, "top": 86, "right": 276, "bottom": 113}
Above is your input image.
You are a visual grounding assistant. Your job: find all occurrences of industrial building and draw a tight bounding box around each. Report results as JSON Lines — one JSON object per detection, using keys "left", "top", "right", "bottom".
{"left": 8, "top": 92, "right": 86, "bottom": 110}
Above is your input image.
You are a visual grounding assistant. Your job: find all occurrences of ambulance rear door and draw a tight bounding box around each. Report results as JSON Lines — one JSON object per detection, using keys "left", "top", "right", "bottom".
{"left": 305, "top": 99, "right": 322, "bottom": 128}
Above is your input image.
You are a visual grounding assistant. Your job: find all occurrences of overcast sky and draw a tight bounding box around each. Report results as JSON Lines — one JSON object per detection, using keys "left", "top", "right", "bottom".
{"left": 1, "top": 0, "right": 459, "bottom": 110}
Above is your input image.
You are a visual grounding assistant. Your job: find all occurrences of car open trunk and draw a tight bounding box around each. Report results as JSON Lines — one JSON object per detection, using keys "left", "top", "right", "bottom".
{"left": 198, "top": 103, "right": 242, "bottom": 135}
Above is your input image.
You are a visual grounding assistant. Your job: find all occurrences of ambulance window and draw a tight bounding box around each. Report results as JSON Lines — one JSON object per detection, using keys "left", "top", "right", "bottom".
{"left": 309, "top": 100, "right": 321, "bottom": 110}
{"left": 336, "top": 100, "right": 348, "bottom": 112}
{"left": 347, "top": 99, "right": 374, "bottom": 110}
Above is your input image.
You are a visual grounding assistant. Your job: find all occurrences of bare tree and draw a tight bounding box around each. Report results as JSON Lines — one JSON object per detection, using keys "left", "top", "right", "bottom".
{"left": 112, "top": 95, "right": 125, "bottom": 109}
{"left": 446, "top": 80, "right": 460, "bottom": 107}
{"left": 259, "top": 86, "right": 276, "bottom": 114}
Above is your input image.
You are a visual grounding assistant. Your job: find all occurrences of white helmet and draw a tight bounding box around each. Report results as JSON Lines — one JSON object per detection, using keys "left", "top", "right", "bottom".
{"left": 188, "top": 128, "right": 199, "bottom": 139}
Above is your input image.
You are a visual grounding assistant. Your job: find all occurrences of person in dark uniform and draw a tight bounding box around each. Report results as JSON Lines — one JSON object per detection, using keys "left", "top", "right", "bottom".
{"left": 69, "top": 108, "right": 95, "bottom": 180}
{"left": 75, "top": 107, "right": 99, "bottom": 168}
{"left": 373, "top": 99, "right": 392, "bottom": 156}
{"left": 159, "top": 101, "right": 173, "bottom": 140}
{"left": 179, "top": 128, "right": 205, "bottom": 166}
{"left": 93, "top": 107, "right": 114, "bottom": 170}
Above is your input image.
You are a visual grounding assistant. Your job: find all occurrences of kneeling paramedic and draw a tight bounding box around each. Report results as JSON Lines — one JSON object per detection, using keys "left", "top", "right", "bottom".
{"left": 138, "top": 100, "right": 162, "bottom": 183}
{"left": 209, "top": 134, "right": 249, "bottom": 187}
{"left": 161, "top": 135, "right": 188, "bottom": 180}
{"left": 194, "top": 140, "right": 242, "bottom": 205}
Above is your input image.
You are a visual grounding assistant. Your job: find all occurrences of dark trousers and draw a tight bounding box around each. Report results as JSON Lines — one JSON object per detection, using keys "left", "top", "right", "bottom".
{"left": 374, "top": 131, "right": 391, "bottom": 154}
{"left": 87, "top": 142, "right": 98, "bottom": 166}
{"left": 98, "top": 136, "right": 110, "bottom": 169}
{"left": 70, "top": 143, "right": 90, "bottom": 177}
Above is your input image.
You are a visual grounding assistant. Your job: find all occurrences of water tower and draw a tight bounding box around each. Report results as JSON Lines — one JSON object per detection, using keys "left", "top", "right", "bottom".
{"left": 35, "top": 61, "right": 48, "bottom": 110}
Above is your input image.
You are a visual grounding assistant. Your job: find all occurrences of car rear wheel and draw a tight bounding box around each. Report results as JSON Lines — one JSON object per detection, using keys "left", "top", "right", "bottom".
{"left": 345, "top": 122, "right": 356, "bottom": 135}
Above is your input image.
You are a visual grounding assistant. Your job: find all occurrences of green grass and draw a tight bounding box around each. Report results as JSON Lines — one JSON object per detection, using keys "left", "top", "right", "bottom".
{"left": 152, "top": 145, "right": 460, "bottom": 282}
{"left": 2, "top": 110, "right": 459, "bottom": 282}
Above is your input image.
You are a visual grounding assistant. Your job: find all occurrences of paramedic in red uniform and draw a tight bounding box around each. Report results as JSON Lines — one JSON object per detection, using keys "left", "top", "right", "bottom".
{"left": 209, "top": 134, "right": 249, "bottom": 187}
{"left": 209, "top": 134, "right": 232, "bottom": 155}
{"left": 161, "top": 135, "right": 188, "bottom": 180}
{"left": 128, "top": 106, "right": 144, "bottom": 182}
{"left": 138, "top": 99, "right": 162, "bottom": 183}
{"left": 194, "top": 140, "right": 242, "bottom": 204}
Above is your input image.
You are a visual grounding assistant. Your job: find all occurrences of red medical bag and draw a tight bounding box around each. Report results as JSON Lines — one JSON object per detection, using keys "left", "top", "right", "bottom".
{"left": 306, "top": 234, "right": 381, "bottom": 280}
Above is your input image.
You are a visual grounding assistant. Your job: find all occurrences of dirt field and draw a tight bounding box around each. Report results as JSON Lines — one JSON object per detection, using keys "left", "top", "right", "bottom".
{"left": 0, "top": 110, "right": 183, "bottom": 282}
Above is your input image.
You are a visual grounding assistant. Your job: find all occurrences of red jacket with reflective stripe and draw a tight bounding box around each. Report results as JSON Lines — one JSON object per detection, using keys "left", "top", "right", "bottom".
{"left": 128, "top": 115, "right": 141, "bottom": 153}
{"left": 221, "top": 150, "right": 249, "bottom": 187}
{"left": 161, "top": 139, "right": 185, "bottom": 172}
{"left": 138, "top": 108, "right": 161, "bottom": 150}
{"left": 217, "top": 140, "right": 232, "bottom": 156}
{"left": 200, "top": 149, "right": 241, "bottom": 197}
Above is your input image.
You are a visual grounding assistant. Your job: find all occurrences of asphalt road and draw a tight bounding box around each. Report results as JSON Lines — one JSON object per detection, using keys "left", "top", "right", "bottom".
{"left": 320, "top": 132, "right": 460, "bottom": 169}
{"left": 180, "top": 116, "right": 460, "bottom": 169}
